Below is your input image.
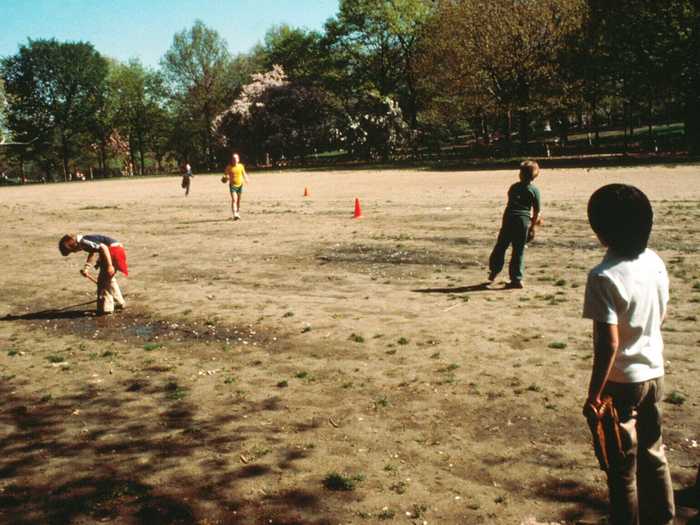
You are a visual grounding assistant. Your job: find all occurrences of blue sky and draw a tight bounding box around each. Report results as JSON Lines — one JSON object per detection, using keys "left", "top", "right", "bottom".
{"left": 0, "top": 0, "right": 339, "bottom": 67}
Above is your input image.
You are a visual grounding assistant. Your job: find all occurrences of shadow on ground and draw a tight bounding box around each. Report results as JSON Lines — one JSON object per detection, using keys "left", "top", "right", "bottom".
{"left": 0, "top": 376, "right": 335, "bottom": 524}
{"left": 413, "top": 282, "right": 512, "bottom": 294}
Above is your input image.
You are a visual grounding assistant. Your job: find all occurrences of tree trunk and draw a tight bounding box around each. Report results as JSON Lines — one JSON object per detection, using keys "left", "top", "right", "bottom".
{"left": 61, "top": 132, "right": 70, "bottom": 182}
{"left": 519, "top": 109, "right": 529, "bottom": 155}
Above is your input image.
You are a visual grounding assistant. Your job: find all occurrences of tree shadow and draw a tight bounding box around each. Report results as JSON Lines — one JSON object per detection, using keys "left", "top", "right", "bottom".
{"left": 413, "top": 281, "right": 513, "bottom": 294}
{"left": 0, "top": 301, "right": 96, "bottom": 321}
{"left": 534, "top": 477, "right": 608, "bottom": 523}
{"left": 0, "top": 370, "right": 334, "bottom": 524}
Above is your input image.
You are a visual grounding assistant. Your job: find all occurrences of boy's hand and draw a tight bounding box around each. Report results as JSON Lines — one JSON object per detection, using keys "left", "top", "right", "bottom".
{"left": 582, "top": 397, "right": 602, "bottom": 419}
{"left": 106, "top": 265, "right": 116, "bottom": 278}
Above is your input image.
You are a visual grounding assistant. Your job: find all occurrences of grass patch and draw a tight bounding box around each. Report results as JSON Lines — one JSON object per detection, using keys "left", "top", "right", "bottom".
{"left": 143, "top": 342, "right": 161, "bottom": 351}
{"left": 349, "top": 333, "right": 365, "bottom": 343}
{"left": 282, "top": 311, "right": 294, "bottom": 318}
{"left": 165, "top": 381, "right": 187, "bottom": 401}
{"left": 301, "top": 325, "right": 312, "bottom": 333}
{"left": 7, "top": 349, "right": 18, "bottom": 357}
{"left": 46, "top": 355, "right": 64, "bottom": 363}
{"left": 323, "top": 472, "right": 363, "bottom": 491}
{"left": 276, "top": 380, "right": 288, "bottom": 388}
{"left": 397, "top": 337, "right": 409, "bottom": 345}
{"left": 295, "top": 371, "right": 308, "bottom": 379}
{"left": 665, "top": 390, "right": 686, "bottom": 405}
{"left": 548, "top": 341, "right": 567, "bottom": 349}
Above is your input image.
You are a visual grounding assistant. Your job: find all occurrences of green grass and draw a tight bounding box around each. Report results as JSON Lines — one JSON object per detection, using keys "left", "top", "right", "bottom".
{"left": 143, "top": 342, "right": 161, "bottom": 351}
{"left": 276, "top": 380, "right": 288, "bottom": 388}
{"left": 349, "top": 333, "right": 365, "bottom": 343}
{"left": 397, "top": 337, "right": 409, "bottom": 345}
{"left": 323, "top": 472, "right": 363, "bottom": 491}
{"left": 47, "top": 355, "right": 65, "bottom": 363}
{"left": 665, "top": 391, "right": 686, "bottom": 405}
{"left": 548, "top": 341, "right": 568, "bottom": 349}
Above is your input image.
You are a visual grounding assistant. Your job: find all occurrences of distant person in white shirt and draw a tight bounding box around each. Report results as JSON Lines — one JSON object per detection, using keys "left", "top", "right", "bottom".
{"left": 582, "top": 184, "right": 674, "bottom": 525}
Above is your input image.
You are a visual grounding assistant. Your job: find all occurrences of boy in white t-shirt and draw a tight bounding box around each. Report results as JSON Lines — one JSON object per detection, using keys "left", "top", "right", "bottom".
{"left": 582, "top": 184, "right": 674, "bottom": 525}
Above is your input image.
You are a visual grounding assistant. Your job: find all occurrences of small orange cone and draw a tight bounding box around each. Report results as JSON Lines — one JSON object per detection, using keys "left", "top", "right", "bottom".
{"left": 353, "top": 197, "right": 362, "bottom": 219}
{"left": 303, "top": 187, "right": 310, "bottom": 197}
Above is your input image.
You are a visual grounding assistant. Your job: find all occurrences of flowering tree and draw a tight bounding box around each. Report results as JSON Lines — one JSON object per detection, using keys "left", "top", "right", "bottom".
{"left": 213, "top": 65, "right": 332, "bottom": 164}
{"left": 332, "top": 92, "right": 409, "bottom": 160}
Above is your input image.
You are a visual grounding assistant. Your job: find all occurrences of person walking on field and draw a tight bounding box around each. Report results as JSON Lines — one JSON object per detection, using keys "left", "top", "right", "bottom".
{"left": 222, "top": 153, "right": 250, "bottom": 220}
{"left": 181, "top": 162, "right": 193, "bottom": 196}
{"left": 487, "top": 160, "right": 542, "bottom": 288}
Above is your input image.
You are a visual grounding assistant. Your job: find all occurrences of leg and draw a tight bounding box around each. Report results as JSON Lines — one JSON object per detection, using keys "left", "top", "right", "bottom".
{"left": 230, "top": 191, "right": 236, "bottom": 218}
{"left": 508, "top": 216, "right": 529, "bottom": 283}
{"left": 110, "top": 277, "right": 125, "bottom": 309}
{"left": 488, "top": 221, "right": 511, "bottom": 280}
{"left": 604, "top": 381, "right": 642, "bottom": 525}
{"left": 636, "top": 378, "right": 675, "bottom": 525}
{"left": 185, "top": 178, "right": 190, "bottom": 196}
{"left": 233, "top": 191, "right": 241, "bottom": 218}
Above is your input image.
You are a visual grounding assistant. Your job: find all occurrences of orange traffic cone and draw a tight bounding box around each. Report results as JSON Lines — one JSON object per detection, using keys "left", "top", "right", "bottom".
{"left": 353, "top": 197, "right": 362, "bottom": 219}
{"left": 304, "top": 187, "right": 310, "bottom": 197}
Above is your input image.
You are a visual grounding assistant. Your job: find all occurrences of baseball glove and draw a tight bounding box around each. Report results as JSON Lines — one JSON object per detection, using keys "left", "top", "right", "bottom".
{"left": 221, "top": 175, "right": 228, "bottom": 184}
{"left": 527, "top": 226, "right": 536, "bottom": 243}
{"left": 584, "top": 396, "right": 624, "bottom": 471}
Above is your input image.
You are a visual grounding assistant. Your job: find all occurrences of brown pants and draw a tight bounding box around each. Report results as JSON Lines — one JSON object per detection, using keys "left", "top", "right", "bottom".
{"left": 603, "top": 378, "right": 675, "bottom": 525}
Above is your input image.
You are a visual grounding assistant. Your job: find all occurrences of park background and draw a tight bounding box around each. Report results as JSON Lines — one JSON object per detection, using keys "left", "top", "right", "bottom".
{"left": 1, "top": 0, "right": 700, "bottom": 181}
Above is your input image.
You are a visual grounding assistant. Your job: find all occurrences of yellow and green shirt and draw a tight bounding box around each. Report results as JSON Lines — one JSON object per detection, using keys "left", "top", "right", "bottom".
{"left": 225, "top": 163, "right": 246, "bottom": 187}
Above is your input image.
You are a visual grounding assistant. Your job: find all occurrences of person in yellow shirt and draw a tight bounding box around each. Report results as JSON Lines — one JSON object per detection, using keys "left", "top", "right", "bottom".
{"left": 223, "top": 153, "right": 250, "bottom": 220}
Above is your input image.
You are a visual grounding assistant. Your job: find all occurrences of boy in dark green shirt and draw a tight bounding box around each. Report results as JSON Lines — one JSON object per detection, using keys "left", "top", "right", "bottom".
{"left": 487, "top": 160, "right": 541, "bottom": 288}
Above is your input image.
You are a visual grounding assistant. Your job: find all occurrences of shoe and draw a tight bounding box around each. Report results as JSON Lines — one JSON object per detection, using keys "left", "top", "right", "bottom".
{"left": 506, "top": 280, "right": 524, "bottom": 289}
{"left": 233, "top": 215, "right": 240, "bottom": 221}
{"left": 115, "top": 303, "right": 125, "bottom": 310}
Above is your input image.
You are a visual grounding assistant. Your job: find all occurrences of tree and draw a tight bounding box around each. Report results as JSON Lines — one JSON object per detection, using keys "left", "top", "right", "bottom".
{"left": 1, "top": 39, "right": 109, "bottom": 180}
{"left": 261, "top": 25, "right": 325, "bottom": 83}
{"left": 0, "top": 78, "right": 9, "bottom": 143}
{"left": 324, "top": 0, "right": 433, "bottom": 129}
{"left": 161, "top": 20, "right": 234, "bottom": 169}
{"left": 419, "top": 0, "right": 585, "bottom": 154}
{"left": 109, "top": 60, "right": 169, "bottom": 175}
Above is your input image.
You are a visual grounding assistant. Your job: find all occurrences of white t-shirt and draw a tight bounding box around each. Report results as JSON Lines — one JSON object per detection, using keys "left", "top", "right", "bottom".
{"left": 582, "top": 248, "right": 669, "bottom": 383}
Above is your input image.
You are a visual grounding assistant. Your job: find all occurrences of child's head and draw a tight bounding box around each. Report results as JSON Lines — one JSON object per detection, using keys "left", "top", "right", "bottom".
{"left": 587, "top": 184, "right": 653, "bottom": 259}
{"left": 519, "top": 160, "right": 540, "bottom": 183}
{"left": 58, "top": 234, "right": 79, "bottom": 256}
{"left": 231, "top": 152, "right": 240, "bottom": 164}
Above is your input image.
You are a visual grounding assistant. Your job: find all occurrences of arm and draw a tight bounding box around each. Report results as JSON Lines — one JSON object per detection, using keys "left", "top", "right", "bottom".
{"left": 530, "top": 188, "right": 541, "bottom": 227}
{"left": 99, "top": 244, "right": 115, "bottom": 277}
{"left": 243, "top": 166, "right": 250, "bottom": 184}
{"left": 584, "top": 321, "right": 619, "bottom": 409}
{"left": 81, "top": 252, "right": 99, "bottom": 276}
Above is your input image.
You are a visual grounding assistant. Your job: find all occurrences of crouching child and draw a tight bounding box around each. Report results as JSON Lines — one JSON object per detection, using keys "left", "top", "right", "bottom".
{"left": 59, "top": 234, "right": 128, "bottom": 315}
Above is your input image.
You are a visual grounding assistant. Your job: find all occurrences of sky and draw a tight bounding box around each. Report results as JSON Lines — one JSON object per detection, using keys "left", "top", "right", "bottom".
{"left": 0, "top": 0, "right": 340, "bottom": 67}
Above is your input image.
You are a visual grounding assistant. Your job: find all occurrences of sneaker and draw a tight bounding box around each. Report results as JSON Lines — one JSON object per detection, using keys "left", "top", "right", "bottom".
{"left": 506, "top": 280, "right": 524, "bottom": 289}
{"left": 233, "top": 214, "right": 240, "bottom": 221}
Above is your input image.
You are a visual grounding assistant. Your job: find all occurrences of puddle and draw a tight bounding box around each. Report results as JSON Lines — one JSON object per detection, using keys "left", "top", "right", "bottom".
{"left": 8, "top": 307, "right": 276, "bottom": 347}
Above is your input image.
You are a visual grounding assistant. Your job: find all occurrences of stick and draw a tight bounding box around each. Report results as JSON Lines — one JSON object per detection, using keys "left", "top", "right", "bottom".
{"left": 82, "top": 272, "right": 98, "bottom": 285}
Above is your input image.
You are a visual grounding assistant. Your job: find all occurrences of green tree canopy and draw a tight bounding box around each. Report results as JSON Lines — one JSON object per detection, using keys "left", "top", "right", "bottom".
{"left": 1, "top": 38, "right": 109, "bottom": 180}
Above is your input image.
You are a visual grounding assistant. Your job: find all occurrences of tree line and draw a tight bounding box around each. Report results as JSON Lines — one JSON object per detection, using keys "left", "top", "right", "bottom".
{"left": 1, "top": 0, "right": 699, "bottom": 181}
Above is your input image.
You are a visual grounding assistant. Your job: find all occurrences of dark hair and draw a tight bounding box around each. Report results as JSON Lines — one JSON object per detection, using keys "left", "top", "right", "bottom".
{"left": 58, "top": 234, "right": 73, "bottom": 256}
{"left": 587, "top": 184, "right": 653, "bottom": 258}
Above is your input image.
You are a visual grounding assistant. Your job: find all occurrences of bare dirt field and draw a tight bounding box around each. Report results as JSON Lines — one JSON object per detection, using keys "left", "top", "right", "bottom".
{"left": 1, "top": 165, "right": 699, "bottom": 525}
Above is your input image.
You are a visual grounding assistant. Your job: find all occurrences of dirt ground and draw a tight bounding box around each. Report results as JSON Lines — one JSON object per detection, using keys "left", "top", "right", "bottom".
{"left": 0, "top": 164, "right": 699, "bottom": 525}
